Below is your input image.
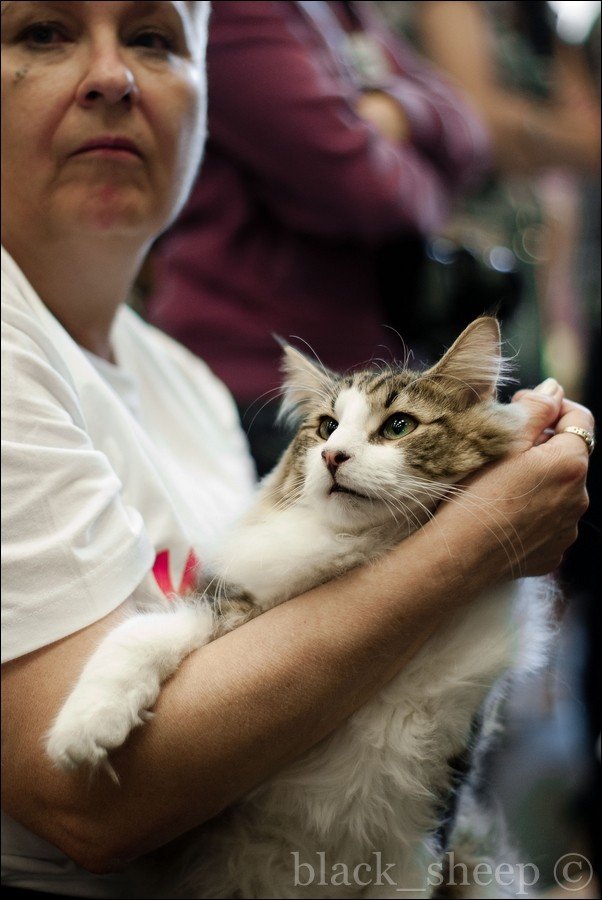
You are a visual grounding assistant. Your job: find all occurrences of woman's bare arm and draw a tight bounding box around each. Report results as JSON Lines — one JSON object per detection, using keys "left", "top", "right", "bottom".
{"left": 1, "top": 386, "right": 591, "bottom": 874}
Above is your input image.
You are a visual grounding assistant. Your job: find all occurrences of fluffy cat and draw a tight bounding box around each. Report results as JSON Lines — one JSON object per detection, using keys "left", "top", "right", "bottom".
{"left": 47, "top": 317, "right": 553, "bottom": 898}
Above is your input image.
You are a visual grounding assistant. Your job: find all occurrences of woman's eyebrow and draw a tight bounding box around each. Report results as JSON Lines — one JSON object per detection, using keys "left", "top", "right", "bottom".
{"left": 1, "top": 1, "right": 185, "bottom": 20}
{"left": 126, "top": 1, "right": 186, "bottom": 21}
{"left": 1, "top": 0, "right": 78, "bottom": 21}
{"left": 123, "top": 0, "right": 190, "bottom": 34}
{"left": 4, "top": 0, "right": 77, "bottom": 11}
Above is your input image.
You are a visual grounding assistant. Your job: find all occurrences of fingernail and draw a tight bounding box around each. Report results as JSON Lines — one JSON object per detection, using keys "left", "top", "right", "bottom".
{"left": 534, "top": 378, "right": 560, "bottom": 395}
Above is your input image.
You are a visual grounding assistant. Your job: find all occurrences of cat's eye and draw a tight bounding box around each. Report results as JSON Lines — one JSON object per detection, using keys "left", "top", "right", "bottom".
{"left": 380, "top": 414, "right": 417, "bottom": 440}
{"left": 317, "top": 416, "right": 339, "bottom": 440}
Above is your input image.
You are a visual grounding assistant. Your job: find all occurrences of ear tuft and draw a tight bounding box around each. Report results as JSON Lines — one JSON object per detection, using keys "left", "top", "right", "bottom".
{"left": 425, "top": 317, "right": 511, "bottom": 402}
{"left": 276, "top": 341, "right": 336, "bottom": 425}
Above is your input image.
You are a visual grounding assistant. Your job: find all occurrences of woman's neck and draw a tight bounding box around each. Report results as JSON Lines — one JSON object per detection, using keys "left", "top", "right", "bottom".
{"left": 4, "top": 231, "right": 149, "bottom": 362}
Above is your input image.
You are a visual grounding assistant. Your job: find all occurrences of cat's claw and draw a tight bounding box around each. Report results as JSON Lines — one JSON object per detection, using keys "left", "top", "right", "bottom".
{"left": 46, "top": 679, "right": 160, "bottom": 774}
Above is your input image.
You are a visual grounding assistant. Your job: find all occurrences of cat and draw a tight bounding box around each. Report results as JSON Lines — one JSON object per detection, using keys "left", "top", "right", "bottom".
{"left": 46, "top": 317, "right": 554, "bottom": 898}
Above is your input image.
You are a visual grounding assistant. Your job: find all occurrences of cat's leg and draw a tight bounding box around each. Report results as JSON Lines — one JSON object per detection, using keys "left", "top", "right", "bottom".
{"left": 46, "top": 603, "right": 215, "bottom": 776}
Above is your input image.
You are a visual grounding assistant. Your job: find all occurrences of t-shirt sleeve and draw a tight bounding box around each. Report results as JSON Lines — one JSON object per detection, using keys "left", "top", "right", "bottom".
{"left": 1, "top": 317, "right": 154, "bottom": 663}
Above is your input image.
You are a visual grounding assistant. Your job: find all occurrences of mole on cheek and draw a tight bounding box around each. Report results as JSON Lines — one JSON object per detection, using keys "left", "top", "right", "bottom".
{"left": 14, "top": 66, "right": 30, "bottom": 83}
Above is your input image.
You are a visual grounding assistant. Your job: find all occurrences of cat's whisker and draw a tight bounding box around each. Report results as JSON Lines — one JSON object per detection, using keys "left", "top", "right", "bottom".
{"left": 435, "top": 491, "right": 524, "bottom": 578}
{"left": 286, "top": 336, "right": 329, "bottom": 373}
{"left": 197, "top": 572, "right": 222, "bottom": 603}
{"left": 247, "top": 394, "right": 295, "bottom": 434}
{"left": 263, "top": 473, "right": 307, "bottom": 512}
{"left": 380, "top": 492, "right": 429, "bottom": 540}
{"left": 421, "top": 371, "right": 487, "bottom": 402}
{"left": 278, "top": 378, "right": 337, "bottom": 427}
{"left": 379, "top": 495, "right": 405, "bottom": 530}
{"left": 242, "top": 388, "right": 288, "bottom": 432}
{"left": 400, "top": 479, "right": 525, "bottom": 577}
{"left": 381, "top": 324, "right": 414, "bottom": 370}
{"left": 422, "top": 362, "right": 517, "bottom": 398}
{"left": 380, "top": 486, "right": 463, "bottom": 564}
{"left": 372, "top": 360, "right": 400, "bottom": 384}
{"left": 209, "top": 569, "right": 242, "bottom": 618}
{"left": 428, "top": 470, "right": 558, "bottom": 524}
{"left": 271, "top": 494, "right": 300, "bottom": 514}
{"left": 261, "top": 471, "right": 305, "bottom": 498}
{"left": 243, "top": 385, "right": 286, "bottom": 413}
{"left": 388, "top": 501, "right": 418, "bottom": 537}
{"left": 397, "top": 474, "right": 527, "bottom": 576}
{"left": 392, "top": 492, "right": 441, "bottom": 537}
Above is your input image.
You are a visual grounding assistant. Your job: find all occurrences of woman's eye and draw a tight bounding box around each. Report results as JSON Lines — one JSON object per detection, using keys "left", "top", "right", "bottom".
{"left": 131, "top": 30, "right": 174, "bottom": 53}
{"left": 20, "top": 22, "right": 69, "bottom": 48}
{"left": 318, "top": 417, "right": 339, "bottom": 440}
{"left": 381, "top": 414, "right": 417, "bottom": 440}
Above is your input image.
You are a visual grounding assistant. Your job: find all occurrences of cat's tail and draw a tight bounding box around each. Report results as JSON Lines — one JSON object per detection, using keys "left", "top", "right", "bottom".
{"left": 436, "top": 792, "right": 532, "bottom": 899}
{"left": 511, "top": 575, "right": 560, "bottom": 678}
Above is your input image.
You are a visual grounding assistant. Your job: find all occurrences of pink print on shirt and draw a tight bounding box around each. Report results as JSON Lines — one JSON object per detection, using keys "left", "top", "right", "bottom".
{"left": 152, "top": 548, "right": 201, "bottom": 598}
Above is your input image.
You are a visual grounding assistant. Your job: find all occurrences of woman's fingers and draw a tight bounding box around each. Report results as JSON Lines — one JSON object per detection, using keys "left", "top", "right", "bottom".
{"left": 533, "top": 428, "right": 555, "bottom": 447}
{"left": 511, "top": 378, "right": 564, "bottom": 448}
{"left": 511, "top": 381, "right": 596, "bottom": 458}
{"left": 465, "top": 382, "right": 595, "bottom": 579}
{"left": 552, "top": 398, "right": 595, "bottom": 457}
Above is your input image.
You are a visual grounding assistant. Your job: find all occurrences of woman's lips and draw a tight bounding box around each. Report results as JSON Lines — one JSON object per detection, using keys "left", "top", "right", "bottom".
{"left": 72, "top": 136, "right": 143, "bottom": 160}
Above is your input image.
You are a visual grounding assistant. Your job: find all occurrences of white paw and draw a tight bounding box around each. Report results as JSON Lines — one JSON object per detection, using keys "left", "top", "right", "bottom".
{"left": 46, "top": 677, "right": 160, "bottom": 773}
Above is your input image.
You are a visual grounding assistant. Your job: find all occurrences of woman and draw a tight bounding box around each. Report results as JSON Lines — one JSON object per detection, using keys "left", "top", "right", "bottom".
{"left": 0, "top": 2, "right": 594, "bottom": 898}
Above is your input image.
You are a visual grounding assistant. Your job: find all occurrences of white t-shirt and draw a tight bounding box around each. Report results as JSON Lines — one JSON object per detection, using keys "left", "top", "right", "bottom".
{"left": 1, "top": 246, "right": 256, "bottom": 895}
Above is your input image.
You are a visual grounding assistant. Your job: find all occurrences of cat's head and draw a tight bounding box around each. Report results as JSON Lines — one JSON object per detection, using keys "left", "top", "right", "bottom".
{"left": 270, "top": 318, "right": 524, "bottom": 532}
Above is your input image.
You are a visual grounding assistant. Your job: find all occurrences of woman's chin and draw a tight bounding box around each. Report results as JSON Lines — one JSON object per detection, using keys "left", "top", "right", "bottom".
{"left": 72, "top": 198, "right": 163, "bottom": 239}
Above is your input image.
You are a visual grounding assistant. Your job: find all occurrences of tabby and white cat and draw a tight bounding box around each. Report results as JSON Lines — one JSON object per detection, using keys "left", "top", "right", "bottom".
{"left": 47, "top": 317, "right": 553, "bottom": 898}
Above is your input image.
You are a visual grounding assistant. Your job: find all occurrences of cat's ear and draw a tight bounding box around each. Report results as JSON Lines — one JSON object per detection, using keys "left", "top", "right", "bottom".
{"left": 275, "top": 338, "right": 335, "bottom": 424}
{"left": 425, "top": 317, "right": 505, "bottom": 403}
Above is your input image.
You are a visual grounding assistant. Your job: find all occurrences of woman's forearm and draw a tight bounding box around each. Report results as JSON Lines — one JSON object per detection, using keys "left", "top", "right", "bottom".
{"left": 2, "top": 518, "right": 478, "bottom": 874}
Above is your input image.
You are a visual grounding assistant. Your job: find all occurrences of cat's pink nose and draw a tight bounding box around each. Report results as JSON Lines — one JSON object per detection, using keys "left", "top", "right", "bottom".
{"left": 322, "top": 449, "right": 350, "bottom": 475}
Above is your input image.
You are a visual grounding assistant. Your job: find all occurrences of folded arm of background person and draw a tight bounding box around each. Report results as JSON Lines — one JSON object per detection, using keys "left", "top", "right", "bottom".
{"left": 204, "top": 1, "right": 490, "bottom": 240}
{"left": 416, "top": 0, "right": 601, "bottom": 175}
{"left": 1, "top": 387, "right": 591, "bottom": 875}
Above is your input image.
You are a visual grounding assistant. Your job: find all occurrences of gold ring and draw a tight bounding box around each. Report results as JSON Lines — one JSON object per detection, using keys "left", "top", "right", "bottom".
{"left": 562, "top": 426, "right": 595, "bottom": 455}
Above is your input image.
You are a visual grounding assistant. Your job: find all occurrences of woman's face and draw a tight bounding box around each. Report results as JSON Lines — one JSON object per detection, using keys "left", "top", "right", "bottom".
{"left": 0, "top": 0, "right": 208, "bottom": 246}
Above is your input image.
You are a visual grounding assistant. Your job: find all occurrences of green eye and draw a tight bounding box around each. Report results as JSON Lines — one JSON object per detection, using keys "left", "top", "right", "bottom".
{"left": 318, "top": 416, "right": 339, "bottom": 440}
{"left": 381, "top": 414, "right": 417, "bottom": 440}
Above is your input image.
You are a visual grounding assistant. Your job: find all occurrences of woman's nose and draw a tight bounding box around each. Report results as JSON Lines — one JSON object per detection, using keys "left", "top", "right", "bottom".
{"left": 75, "top": 42, "right": 140, "bottom": 109}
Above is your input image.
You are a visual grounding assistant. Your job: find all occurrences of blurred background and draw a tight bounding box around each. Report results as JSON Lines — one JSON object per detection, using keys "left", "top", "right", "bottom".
{"left": 133, "top": 2, "right": 601, "bottom": 895}
{"left": 368, "top": 5, "right": 601, "bottom": 896}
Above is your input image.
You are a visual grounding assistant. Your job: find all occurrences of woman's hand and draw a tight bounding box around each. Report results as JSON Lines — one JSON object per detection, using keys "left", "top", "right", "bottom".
{"left": 434, "top": 379, "right": 592, "bottom": 583}
{"left": 355, "top": 90, "right": 410, "bottom": 144}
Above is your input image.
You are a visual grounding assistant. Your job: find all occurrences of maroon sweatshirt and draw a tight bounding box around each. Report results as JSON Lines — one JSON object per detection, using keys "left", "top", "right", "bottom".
{"left": 147, "top": 1, "right": 490, "bottom": 404}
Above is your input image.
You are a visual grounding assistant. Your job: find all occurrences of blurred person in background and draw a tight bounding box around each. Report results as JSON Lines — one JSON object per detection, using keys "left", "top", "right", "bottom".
{"left": 376, "top": 0, "right": 600, "bottom": 394}
{"left": 144, "top": 0, "right": 492, "bottom": 476}
{"left": 376, "top": 2, "right": 601, "bottom": 892}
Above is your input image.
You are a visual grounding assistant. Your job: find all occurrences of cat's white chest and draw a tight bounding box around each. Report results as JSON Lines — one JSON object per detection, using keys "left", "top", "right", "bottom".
{"left": 211, "top": 505, "right": 390, "bottom": 609}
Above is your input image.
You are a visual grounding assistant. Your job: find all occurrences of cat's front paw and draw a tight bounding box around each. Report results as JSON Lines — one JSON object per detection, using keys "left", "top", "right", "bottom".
{"left": 46, "top": 677, "right": 159, "bottom": 774}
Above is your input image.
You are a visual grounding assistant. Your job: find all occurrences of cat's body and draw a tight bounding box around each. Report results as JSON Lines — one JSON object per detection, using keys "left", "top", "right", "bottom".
{"left": 47, "top": 319, "right": 554, "bottom": 898}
